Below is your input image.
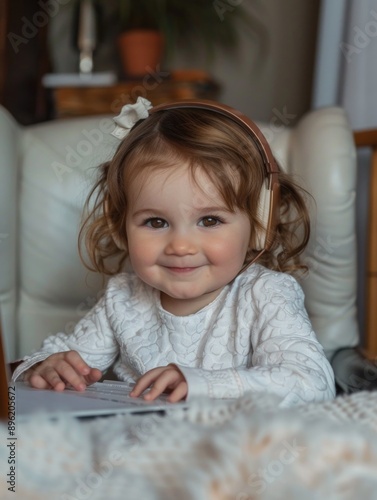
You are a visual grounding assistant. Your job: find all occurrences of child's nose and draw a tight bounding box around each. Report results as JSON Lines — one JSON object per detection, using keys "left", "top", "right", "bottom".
{"left": 165, "top": 231, "right": 198, "bottom": 256}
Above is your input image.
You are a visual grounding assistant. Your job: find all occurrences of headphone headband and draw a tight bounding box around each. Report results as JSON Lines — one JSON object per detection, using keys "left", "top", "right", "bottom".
{"left": 151, "top": 99, "right": 278, "bottom": 177}
{"left": 149, "top": 99, "right": 280, "bottom": 253}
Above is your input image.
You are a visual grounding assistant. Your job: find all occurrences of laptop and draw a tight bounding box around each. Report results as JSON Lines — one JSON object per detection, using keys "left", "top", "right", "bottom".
{"left": 0, "top": 311, "right": 190, "bottom": 420}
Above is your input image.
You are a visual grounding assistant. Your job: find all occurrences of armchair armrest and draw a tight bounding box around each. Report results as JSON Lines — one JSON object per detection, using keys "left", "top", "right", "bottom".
{"left": 331, "top": 347, "right": 377, "bottom": 393}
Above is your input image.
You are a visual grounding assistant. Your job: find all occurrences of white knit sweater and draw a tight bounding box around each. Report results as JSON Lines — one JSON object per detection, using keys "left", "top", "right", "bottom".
{"left": 13, "top": 264, "right": 335, "bottom": 406}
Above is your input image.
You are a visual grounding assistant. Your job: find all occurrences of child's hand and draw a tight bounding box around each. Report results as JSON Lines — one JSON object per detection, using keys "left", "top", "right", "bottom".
{"left": 23, "top": 351, "right": 102, "bottom": 392}
{"left": 130, "top": 365, "right": 188, "bottom": 403}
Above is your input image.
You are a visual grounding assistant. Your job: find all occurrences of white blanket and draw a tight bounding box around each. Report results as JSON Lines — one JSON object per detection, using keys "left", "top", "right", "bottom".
{"left": 1, "top": 391, "right": 377, "bottom": 500}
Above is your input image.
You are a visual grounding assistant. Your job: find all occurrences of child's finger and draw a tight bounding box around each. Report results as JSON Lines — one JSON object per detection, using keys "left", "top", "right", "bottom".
{"left": 28, "top": 371, "right": 61, "bottom": 391}
{"left": 84, "top": 368, "right": 103, "bottom": 385}
{"left": 49, "top": 361, "right": 88, "bottom": 391}
{"left": 130, "top": 368, "right": 165, "bottom": 397}
{"left": 61, "top": 353, "right": 102, "bottom": 387}
{"left": 24, "top": 352, "right": 101, "bottom": 391}
{"left": 29, "top": 368, "right": 66, "bottom": 391}
{"left": 63, "top": 350, "right": 92, "bottom": 376}
{"left": 143, "top": 371, "right": 183, "bottom": 401}
{"left": 167, "top": 381, "right": 188, "bottom": 403}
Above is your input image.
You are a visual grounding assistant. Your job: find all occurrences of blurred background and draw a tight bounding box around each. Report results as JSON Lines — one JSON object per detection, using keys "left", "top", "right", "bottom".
{"left": 1, "top": 0, "right": 320, "bottom": 125}
{"left": 1, "top": 0, "right": 376, "bottom": 130}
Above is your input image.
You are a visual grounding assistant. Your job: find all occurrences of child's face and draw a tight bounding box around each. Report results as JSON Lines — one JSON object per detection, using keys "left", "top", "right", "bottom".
{"left": 125, "top": 164, "right": 251, "bottom": 315}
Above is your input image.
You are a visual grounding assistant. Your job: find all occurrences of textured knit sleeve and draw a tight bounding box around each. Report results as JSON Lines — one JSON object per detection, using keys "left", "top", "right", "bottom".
{"left": 177, "top": 273, "right": 336, "bottom": 407}
{"left": 12, "top": 293, "right": 120, "bottom": 382}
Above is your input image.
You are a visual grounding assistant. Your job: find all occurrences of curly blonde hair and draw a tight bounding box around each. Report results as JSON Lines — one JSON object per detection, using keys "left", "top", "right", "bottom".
{"left": 79, "top": 107, "right": 310, "bottom": 276}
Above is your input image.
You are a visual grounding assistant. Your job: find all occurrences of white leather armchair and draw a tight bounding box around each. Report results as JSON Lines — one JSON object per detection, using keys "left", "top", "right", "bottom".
{"left": 0, "top": 104, "right": 375, "bottom": 393}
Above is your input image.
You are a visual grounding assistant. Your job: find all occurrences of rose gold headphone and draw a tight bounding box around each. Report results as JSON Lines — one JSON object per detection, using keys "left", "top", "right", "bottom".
{"left": 150, "top": 99, "right": 280, "bottom": 258}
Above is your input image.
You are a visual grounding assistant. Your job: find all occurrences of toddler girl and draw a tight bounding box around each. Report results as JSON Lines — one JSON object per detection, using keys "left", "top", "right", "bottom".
{"left": 13, "top": 97, "right": 335, "bottom": 407}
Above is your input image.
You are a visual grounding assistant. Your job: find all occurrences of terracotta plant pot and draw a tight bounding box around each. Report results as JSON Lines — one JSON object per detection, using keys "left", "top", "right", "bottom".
{"left": 118, "top": 30, "right": 164, "bottom": 78}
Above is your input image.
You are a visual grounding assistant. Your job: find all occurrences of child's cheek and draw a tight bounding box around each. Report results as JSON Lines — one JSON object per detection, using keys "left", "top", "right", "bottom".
{"left": 127, "top": 233, "right": 160, "bottom": 270}
{"left": 206, "top": 237, "right": 242, "bottom": 263}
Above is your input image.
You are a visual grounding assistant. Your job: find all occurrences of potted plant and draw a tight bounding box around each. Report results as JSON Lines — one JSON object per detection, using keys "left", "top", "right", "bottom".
{"left": 117, "top": 0, "right": 165, "bottom": 77}
{"left": 114, "top": 0, "right": 258, "bottom": 77}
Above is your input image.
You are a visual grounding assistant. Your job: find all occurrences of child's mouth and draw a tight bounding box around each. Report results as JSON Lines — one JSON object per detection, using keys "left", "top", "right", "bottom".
{"left": 165, "top": 266, "right": 198, "bottom": 274}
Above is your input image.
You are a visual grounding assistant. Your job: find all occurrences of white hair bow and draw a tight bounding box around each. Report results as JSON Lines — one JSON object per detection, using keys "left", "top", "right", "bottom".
{"left": 111, "top": 97, "right": 153, "bottom": 139}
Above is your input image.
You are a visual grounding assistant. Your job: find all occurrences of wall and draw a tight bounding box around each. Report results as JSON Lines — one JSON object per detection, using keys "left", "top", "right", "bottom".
{"left": 170, "top": 0, "right": 320, "bottom": 123}
{"left": 47, "top": 0, "right": 320, "bottom": 124}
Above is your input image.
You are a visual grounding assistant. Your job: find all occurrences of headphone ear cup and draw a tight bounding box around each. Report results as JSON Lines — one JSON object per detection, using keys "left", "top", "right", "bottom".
{"left": 253, "top": 181, "right": 271, "bottom": 250}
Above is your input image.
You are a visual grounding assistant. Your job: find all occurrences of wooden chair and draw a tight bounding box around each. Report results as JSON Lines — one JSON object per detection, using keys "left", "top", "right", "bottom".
{"left": 331, "top": 131, "right": 377, "bottom": 393}
{"left": 354, "top": 129, "right": 377, "bottom": 358}
{"left": 0, "top": 0, "right": 8, "bottom": 106}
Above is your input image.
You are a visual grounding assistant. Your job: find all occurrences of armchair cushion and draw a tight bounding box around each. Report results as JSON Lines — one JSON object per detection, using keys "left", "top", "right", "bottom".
{"left": 288, "top": 109, "right": 358, "bottom": 356}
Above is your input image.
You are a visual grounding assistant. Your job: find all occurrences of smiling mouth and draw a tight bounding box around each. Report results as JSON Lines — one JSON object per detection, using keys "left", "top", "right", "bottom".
{"left": 164, "top": 266, "right": 199, "bottom": 273}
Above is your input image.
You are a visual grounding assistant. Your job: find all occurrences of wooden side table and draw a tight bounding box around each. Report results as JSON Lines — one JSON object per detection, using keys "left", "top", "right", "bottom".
{"left": 50, "top": 74, "right": 220, "bottom": 118}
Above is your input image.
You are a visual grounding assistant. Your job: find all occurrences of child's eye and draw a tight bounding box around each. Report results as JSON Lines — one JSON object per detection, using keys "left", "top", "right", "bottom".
{"left": 144, "top": 218, "right": 168, "bottom": 229}
{"left": 199, "top": 216, "right": 224, "bottom": 227}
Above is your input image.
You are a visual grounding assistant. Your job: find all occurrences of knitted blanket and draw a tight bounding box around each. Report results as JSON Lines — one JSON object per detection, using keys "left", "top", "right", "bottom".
{"left": 1, "top": 391, "right": 377, "bottom": 500}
